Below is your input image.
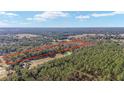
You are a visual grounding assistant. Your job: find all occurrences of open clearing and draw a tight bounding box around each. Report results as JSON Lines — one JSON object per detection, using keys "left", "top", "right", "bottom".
{"left": 0, "top": 56, "right": 8, "bottom": 80}
{"left": 0, "top": 53, "right": 66, "bottom": 80}
{"left": 29, "top": 54, "right": 64, "bottom": 69}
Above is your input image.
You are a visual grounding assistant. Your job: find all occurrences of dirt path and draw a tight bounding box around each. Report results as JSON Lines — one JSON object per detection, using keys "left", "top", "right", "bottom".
{"left": 0, "top": 56, "right": 8, "bottom": 80}
{"left": 0, "top": 54, "right": 65, "bottom": 80}
{"left": 0, "top": 56, "right": 5, "bottom": 63}
{"left": 0, "top": 67, "right": 7, "bottom": 80}
{"left": 29, "top": 54, "right": 64, "bottom": 69}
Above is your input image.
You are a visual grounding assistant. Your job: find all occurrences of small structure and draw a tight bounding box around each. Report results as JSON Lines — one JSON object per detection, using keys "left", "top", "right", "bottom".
{"left": 64, "top": 52, "right": 72, "bottom": 56}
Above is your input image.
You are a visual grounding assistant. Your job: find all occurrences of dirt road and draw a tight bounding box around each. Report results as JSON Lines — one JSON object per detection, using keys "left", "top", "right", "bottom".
{"left": 0, "top": 56, "right": 8, "bottom": 80}
{"left": 0, "top": 56, "right": 5, "bottom": 63}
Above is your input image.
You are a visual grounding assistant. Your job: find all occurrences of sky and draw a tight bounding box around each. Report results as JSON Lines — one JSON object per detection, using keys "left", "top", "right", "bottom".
{"left": 0, "top": 11, "right": 124, "bottom": 27}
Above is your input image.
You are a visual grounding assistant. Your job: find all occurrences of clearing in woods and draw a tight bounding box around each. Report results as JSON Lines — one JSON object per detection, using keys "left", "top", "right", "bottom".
{"left": 29, "top": 54, "right": 64, "bottom": 69}
{"left": 0, "top": 56, "right": 8, "bottom": 80}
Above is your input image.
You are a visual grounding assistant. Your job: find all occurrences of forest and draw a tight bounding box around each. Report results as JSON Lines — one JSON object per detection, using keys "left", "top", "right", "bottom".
{"left": 7, "top": 41, "right": 124, "bottom": 81}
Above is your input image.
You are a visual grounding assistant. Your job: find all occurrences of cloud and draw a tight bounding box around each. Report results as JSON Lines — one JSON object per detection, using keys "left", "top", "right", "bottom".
{"left": 19, "top": 22, "right": 30, "bottom": 25}
{"left": 26, "top": 11, "right": 68, "bottom": 22}
{"left": 113, "top": 11, "right": 124, "bottom": 14}
{"left": 0, "top": 21, "right": 9, "bottom": 27}
{"left": 92, "top": 13, "right": 114, "bottom": 17}
{"left": 75, "top": 15, "right": 90, "bottom": 20}
{"left": 75, "top": 11, "right": 124, "bottom": 21}
{"left": 26, "top": 18, "right": 33, "bottom": 21}
{"left": 92, "top": 11, "right": 124, "bottom": 17}
{"left": 0, "top": 11, "right": 18, "bottom": 16}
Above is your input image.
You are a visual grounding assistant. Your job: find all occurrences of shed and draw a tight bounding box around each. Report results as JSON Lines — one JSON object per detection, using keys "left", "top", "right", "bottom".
{"left": 64, "top": 52, "right": 72, "bottom": 56}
